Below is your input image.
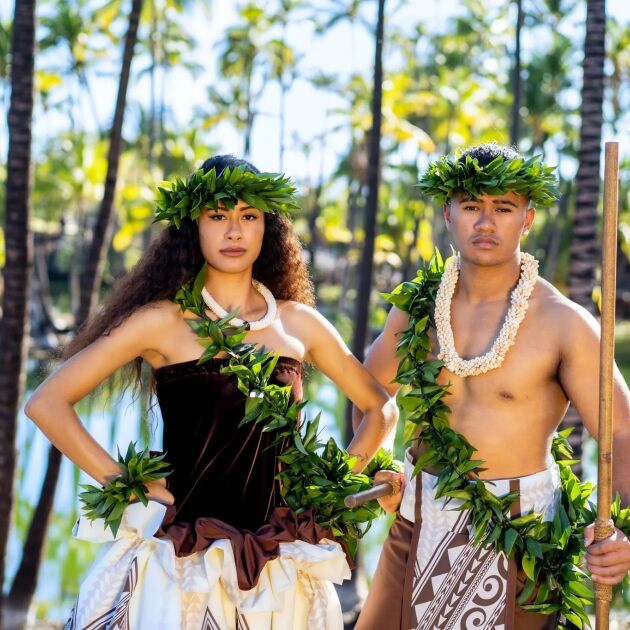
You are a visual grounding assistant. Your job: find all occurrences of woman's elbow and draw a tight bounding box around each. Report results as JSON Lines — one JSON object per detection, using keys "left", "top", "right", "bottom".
{"left": 364, "top": 395, "right": 398, "bottom": 430}
{"left": 383, "top": 397, "right": 399, "bottom": 430}
{"left": 24, "top": 391, "right": 45, "bottom": 423}
{"left": 24, "top": 387, "right": 60, "bottom": 425}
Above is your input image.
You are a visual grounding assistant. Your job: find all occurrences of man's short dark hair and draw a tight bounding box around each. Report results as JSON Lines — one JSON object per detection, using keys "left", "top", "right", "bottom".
{"left": 458, "top": 143, "right": 521, "bottom": 168}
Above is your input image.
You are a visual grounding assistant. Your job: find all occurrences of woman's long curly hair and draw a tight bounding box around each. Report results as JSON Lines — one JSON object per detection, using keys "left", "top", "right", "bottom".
{"left": 64, "top": 155, "right": 314, "bottom": 381}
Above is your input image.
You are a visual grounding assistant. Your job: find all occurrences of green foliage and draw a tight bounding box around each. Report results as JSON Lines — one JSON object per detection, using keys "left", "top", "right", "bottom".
{"left": 154, "top": 164, "right": 301, "bottom": 228}
{"left": 418, "top": 154, "right": 560, "bottom": 208}
{"left": 174, "top": 267, "right": 398, "bottom": 554}
{"left": 385, "top": 251, "right": 630, "bottom": 629}
{"left": 79, "top": 443, "right": 171, "bottom": 537}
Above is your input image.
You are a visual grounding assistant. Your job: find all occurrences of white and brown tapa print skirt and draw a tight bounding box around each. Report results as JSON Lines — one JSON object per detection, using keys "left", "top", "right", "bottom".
{"left": 65, "top": 501, "right": 350, "bottom": 630}
{"left": 357, "top": 450, "right": 561, "bottom": 630}
{"left": 399, "top": 452, "right": 561, "bottom": 630}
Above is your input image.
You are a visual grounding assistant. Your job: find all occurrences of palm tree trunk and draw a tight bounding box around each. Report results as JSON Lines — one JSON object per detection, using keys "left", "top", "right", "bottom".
{"left": 0, "top": 0, "right": 36, "bottom": 624}
{"left": 5, "top": 1, "right": 144, "bottom": 624}
{"left": 342, "top": 3, "right": 386, "bottom": 625}
{"left": 568, "top": 0, "right": 605, "bottom": 314}
{"left": 307, "top": 180, "right": 323, "bottom": 295}
{"left": 348, "top": 0, "right": 386, "bottom": 391}
{"left": 5, "top": 446, "right": 61, "bottom": 630}
{"left": 77, "top": 0, "right": 144, "bottom": 326}
{"left": 563, "top": 0, "right": 606, "bottom": 474}
{"left": 510, "top": 0, "right": 524, "bottom": 147}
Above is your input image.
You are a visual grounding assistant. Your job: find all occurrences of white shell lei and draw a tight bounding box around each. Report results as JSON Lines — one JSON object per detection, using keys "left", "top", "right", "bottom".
{"left": 435, "top": 253, "right": 539, "bottom": 377}
{"left": 201, "top": 280, "right": 277, "bottom": 331}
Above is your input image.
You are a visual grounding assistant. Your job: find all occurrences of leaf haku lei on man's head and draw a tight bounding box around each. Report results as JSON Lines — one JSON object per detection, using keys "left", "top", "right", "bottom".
{"left": 155, "top": 165, "right": 301, "bottom": 228}
{"left": 418, "top": 154, "right": 559, "bottom": 208}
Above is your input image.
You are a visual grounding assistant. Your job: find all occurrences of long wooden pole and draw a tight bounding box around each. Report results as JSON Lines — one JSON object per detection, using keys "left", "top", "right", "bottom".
{"left": 594, "top": 141, "right": 619, "bottom": 629}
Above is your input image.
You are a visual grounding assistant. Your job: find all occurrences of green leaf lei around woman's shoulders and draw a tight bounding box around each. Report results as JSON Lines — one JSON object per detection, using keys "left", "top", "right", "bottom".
{"left": 173, "top": 264, "right": 399, "bottom": 557}
{"left": 384, "top": 251, "right": 630, "bottom": 629}
{"left": 154, "top": 165, "right": 301, "bottom": 228}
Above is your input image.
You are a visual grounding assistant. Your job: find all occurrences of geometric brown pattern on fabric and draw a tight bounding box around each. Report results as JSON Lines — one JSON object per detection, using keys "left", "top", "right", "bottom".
{"left": 200, "top": 607, "right": 223, "bottom": 630}
{"left": 410, "top": 516, "right": 511, "bottom": 630}
{"left": 65, "top": 558, "right": 139, "bottom": 630}
{"left": 237, "top": 613, "right": 253, "bottom": 630}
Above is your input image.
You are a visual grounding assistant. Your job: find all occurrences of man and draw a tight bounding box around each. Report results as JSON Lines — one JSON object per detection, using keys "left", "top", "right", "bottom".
{"left": 355, "top": 144, "right": 630, "bottom": 629}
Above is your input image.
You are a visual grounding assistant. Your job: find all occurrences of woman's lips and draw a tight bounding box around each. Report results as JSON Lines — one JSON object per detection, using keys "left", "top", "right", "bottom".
{"left": 220, "top": 248, "right": 246, "bottom": 256}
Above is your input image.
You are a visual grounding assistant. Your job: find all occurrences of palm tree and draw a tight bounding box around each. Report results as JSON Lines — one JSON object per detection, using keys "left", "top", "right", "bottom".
{"left": 77, "top": 0, "right": 144, "bottom": 325}
{"left": 5, "top": 1, "right": 145, "bottom": 624}
{"left": 563, "top": 0, "right": 606, "bottom": 473}
{"left": 0, "top": 0, "right": 36, "bottom": 626}
{"left": 207, "top": 3, "right": 269, "bottom": 157}
{"left": 340, "top": 3, "right": 385, "bottom": 627}
{"left": 266, "top": 0, "right": 305, "bottom": 170}
{"left": 349, "top": 0, "right": 386, "bottom": 394}
{"left": 510, "top": 0, "right": 524, "bottom": 147}
{"left": 0, "top": 19, "right": 12, "bottom": 112}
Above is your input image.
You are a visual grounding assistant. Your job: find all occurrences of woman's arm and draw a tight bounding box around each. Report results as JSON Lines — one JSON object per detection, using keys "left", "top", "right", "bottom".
{"left": 290, "top": 304, "right": 399, "bottom": 472}
{"left": 25, "top": 304, "right": 173, "bottom": 491}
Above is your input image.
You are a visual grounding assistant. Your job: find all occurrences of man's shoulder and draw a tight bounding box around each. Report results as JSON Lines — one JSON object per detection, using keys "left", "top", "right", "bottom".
{"left": 530, "top": 278, "right": 598, "bottom": 335}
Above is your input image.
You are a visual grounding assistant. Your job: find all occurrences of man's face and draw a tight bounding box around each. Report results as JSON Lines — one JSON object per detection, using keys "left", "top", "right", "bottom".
{"left": 443, "top": 191, "right": 535, "bottom": 266}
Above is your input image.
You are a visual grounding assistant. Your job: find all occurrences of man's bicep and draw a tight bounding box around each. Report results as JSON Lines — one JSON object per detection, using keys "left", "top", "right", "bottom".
{"left": 363, "top": 334, "right": 399, "bottom": 396}
{"left": 364, "top": 307, "right": 409, "bottom": 396}
{"left": 559, "top": 309, "right": 630, "bottom": 438}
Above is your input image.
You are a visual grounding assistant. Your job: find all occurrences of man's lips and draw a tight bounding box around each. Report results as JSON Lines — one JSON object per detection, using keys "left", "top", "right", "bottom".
{"left": 471, "top": 237, "right": 499, "bottom": 247}
{"left": 220, "top": 247, "right": 246, "bottom": 256}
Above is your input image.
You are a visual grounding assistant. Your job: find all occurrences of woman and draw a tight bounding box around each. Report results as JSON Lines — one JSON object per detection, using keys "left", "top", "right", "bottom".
{"left": 25, "top": 155, "right": 399, "bottom": 630}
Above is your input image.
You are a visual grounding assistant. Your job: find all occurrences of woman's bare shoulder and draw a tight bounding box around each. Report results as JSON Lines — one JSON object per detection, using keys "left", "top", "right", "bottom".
{"left": 277, "top": 299, "right": 317, "bottom": 317}
{"left": 127, "top": 299, "right": 183, "bottom": 327}
{"left": 276, "top": 300, "right": 339, "bottom": 342}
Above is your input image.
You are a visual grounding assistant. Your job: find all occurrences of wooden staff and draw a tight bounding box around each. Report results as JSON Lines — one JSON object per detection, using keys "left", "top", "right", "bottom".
{"left": 595, "top": 141, "right": 619, "bottom": 629}
{"left": 344, "top": 482, "right": 393, "bottom": 508}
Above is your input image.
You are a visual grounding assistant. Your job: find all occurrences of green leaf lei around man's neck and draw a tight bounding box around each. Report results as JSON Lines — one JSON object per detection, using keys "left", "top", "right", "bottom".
{"left": 418, "top": 154, "right": 559, "bottom": 208}
{"left": 174, "top": 264, "right": 399, "bottom": 556}
{"left": 154, "top": 165, "right": 301, "bottom": 228}
{"left": 384, "top": 252, "right": 630, "bottom": 629}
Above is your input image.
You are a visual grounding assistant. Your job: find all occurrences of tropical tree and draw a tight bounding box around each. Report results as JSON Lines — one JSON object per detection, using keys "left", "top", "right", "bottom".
{"left": 205, "top": 2, "right": 269, "bottom": 157}
{"left": 0, "top": 0, "right": 36, "bottom": 626}
{"left": 5, "top": 1, "right": 145, "bottom": 623}
{"left": 37, "top": 0, "right": 107, "bottom": 132}
{"left": 266, "top": 0, "right": 305, "bottom": 170}
{"left": 563, "top": 0, "right": 606, "bottom": 471}
{"left": 510, "top": 0, "right": 524, "bottom": 146}
{"left": 0, "top": 19, "right": 12, "bottom": 112}
{"left": 77, "top": 0, "right": 144, "bottom": 325}
{"left": 349, "top": 0, "right": 386, "bottom": 385}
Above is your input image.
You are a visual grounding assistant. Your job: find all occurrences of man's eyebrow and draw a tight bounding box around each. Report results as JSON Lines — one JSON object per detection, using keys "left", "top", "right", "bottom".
{"left": 491, "top": 198, "right": 519, "bottom": 208}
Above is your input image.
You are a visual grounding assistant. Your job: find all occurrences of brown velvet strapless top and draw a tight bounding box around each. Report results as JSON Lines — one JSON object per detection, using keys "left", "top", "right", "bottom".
{"left": 153, "top": 356, "right": 338, "bottom": 589}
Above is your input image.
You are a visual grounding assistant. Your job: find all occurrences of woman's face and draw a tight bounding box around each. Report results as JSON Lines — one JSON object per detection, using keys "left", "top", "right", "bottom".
{"left": 198, "top": 200, "right": 265, "bottom": 273}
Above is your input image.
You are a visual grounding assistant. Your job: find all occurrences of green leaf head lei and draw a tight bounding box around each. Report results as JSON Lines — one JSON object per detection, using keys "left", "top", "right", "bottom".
{"left": 155, "top": 164, "right": 301, "bottom": 229}
{"left": 418, "top": 146, "right": 560, "bottom": 208}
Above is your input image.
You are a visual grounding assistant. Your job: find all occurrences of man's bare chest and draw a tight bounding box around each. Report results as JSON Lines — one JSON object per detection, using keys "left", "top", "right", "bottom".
{"left": 428, "top": 323, "right": 562, "bottom": 405}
